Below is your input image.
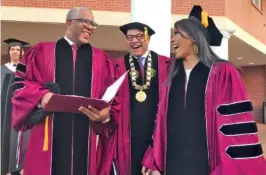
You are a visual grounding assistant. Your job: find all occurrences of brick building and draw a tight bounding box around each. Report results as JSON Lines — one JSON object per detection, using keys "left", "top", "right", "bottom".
{"left": 1, "top": 0, "right": 266, "bottom": 122}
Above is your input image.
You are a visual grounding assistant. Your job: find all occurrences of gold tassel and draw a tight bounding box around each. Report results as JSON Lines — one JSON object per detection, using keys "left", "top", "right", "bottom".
{"left": 42, "top": 116, "right": 49, "bottom": 151}
{"left": 144, "top": 26, "right": 149, "bottom": 41}
{"left": 201, "top": 10, "right": 209, "bottom": 28}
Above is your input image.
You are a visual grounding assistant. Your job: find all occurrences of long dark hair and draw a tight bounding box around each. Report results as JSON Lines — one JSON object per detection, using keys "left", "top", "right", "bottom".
{"left": 168, "top": 17, "right": 227, "bottom": 82}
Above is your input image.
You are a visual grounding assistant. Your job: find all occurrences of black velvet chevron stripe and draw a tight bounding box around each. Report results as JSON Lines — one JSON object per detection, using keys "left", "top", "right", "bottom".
{"left": 220, "top": 122, "right": 258, "bottom": 136}
{"left": 12, "top": 82, "right": 25, "bottom": 91}
{"left": 217, "top": 101, "right": 253, "bottom": 115}
{"left": 226, "top": 144, "right": 263, "bottom": 159}
{"left": 13, "top": 76, "right": 25, "bottom": 83}
{"left": 16, "top": 63, "right": 26, "bottom": 73}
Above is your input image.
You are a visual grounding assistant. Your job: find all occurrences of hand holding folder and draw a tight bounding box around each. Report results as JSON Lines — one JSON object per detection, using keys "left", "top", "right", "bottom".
{"left": 44, "top": 71, "right": 128, "bottom": 113}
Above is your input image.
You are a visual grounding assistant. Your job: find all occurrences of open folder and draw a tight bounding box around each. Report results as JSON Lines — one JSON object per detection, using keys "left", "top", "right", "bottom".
{"left": 44, "top": 71, "right": 128, "bottom": 113}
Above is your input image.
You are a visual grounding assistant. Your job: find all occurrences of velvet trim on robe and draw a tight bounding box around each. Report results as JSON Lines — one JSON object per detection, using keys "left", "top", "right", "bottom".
{"left": 1, "top": 69, "right": 14, "bottom": 175}
{"left": 166, "top": 62, "right": 210, "bottom": 175}
{"left": 11, "top": 39, "right": 119, "bottom": 175}
{"left": 142, "top": 62, "right": 266, "bottom": 175}
{"left": 1, "top": 66, "right": 30, "bottom": 175}
{"left": 51, "top": 38, "right": 93, "bottom": 175}
{"left": 112, "top": 52, "right": 170, "bottom": 175}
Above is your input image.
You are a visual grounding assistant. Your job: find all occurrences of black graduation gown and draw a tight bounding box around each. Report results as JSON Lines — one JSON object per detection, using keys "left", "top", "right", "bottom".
{"left": 124, "top": 51, "right": 159, "bottom": 175}
{"left": 1, "top": 65, "right": 30, "bottom": 175}
{"left": 51, "top": 38, "right": 92, "bottom": 175}
{"left": 166, "top": 61, "right": 210, "bottom": 175}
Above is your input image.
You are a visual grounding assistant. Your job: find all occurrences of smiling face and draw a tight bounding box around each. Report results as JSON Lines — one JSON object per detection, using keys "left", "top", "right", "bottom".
{"left": 9, "top": 45, "right": 23, "bottom": 63}
{"left": 171, "top": 28, "right": 195, "bottom": 59}
{"left": 126, "top": 29, "right": 149, "bottom": 57}
{"left": 66, "top": 10, "right": 96, "bottom": 45}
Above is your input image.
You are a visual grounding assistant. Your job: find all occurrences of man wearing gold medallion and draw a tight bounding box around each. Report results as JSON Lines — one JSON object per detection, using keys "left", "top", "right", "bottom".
{"left": 112, "top": 22, "right": 171, "bottom": 175}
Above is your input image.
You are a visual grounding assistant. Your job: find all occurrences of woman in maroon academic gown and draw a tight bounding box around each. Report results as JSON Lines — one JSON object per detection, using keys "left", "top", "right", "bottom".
{"left": 142, "top": 5, "right": 266, "bottom": 175}
{"left": 11, "top": 7, "right": 118, "bottom": 175}
{"left": 112, "top": 22, "right": 170, "bottom": 175}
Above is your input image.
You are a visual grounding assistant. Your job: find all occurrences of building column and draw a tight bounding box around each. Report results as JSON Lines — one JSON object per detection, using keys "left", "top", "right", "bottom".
{"left": 211, "top": 29, "right": 235, "bottom": 60}
{"left": 131, "top": 0, "right": 172, "bottom": 57}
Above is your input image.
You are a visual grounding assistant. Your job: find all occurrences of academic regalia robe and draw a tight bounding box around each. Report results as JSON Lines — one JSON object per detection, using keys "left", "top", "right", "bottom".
{"left": 1, "top": 64, "right": 30, "bottom": 175}
{"left": 166, "top": 62, "right": 210, "bottom": 175}
{"left": 11, "top": 38, "right": 119, "bottom": 175}
{"left": 142, "top": 61, "right": 266, "bottom": 175}
{"left": 112, "top": 51, "right": 170, "bottom": 175}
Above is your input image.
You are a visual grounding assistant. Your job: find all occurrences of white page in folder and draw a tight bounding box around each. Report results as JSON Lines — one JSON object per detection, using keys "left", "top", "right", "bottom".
{"left": 101, "top": 71, "right": 128, "bottom": 102}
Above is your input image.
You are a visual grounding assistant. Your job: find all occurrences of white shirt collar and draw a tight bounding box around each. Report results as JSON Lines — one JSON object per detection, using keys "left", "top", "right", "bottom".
{"left": 132, "top": 50, "right": 150, "bottom": 66}
{"left": 141, "top": 50, "right": 149, "bottom": 58}
{"left": 5, "top": 62, "right": 17, "bottom": 72}
{"left": 64, "top": 36, "right": 75, "bottom": 45}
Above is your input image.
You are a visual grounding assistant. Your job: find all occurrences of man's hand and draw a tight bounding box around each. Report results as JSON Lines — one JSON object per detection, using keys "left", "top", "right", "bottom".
{"left": 41, "top": 92, "right": 53, "bottom": 108}
{"left": 79, "top": 105, "right": 111, "bottom": 123}
{"left": 142, "top": 166, "right": 161, "bottom": 175}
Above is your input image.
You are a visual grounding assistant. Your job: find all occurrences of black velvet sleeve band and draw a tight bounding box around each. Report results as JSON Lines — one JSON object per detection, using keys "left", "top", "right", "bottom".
{"left": 226, "top": 143, "right": 263, "bottom": 159}
{"left": 220, "top": 122, "right": 258, "bottom": 136}
{"left": 217, "top": 101, "right": 253, "bottom": 116}
{"left": 16, "top": 63, "right": 26, "bottom": 73}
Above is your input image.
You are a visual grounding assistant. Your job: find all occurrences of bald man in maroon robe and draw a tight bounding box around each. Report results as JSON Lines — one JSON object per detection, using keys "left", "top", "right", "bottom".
{"left": 11, "top": 7, "right": 119, "bottom": 175}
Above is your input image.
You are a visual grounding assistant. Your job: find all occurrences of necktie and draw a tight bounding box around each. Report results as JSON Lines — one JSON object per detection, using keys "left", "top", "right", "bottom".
{"left": 138, "top": 56, "right": 145, "bottom": 78}
{"left": 138, "top": 56, "right": 145, "bottom": 68}
{"left": 72, "top": 44, "right": 78, "bottom": 68}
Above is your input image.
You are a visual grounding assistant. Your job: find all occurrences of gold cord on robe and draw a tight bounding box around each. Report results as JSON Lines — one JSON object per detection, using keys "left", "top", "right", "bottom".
{"left": 43, "top": 116, "right": 49, "bottom": 151}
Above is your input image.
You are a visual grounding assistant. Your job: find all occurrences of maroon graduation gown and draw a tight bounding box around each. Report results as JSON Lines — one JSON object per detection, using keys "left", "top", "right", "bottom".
{"left": 112, "top": 52, "right": 170, "bottom": 175}
{"left": 142, "top": 62, "right": 266, "bottom": 175}
{"left": 11, "top": 40, "right": 119, "bottom": 175}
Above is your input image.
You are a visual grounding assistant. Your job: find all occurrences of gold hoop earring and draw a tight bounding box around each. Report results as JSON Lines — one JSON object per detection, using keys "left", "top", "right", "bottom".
{"left": 193, "top": 44, "right": 199, "bottom": 55}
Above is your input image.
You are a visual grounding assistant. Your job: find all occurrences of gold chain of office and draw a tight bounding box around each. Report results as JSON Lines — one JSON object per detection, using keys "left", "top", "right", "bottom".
{"left": 129, "top": 52, "right": 156, "bottom": 102}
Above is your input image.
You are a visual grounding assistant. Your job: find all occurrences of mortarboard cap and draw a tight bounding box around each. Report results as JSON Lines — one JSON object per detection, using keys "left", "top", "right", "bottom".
{"left": 189, "top": 5, "right": 223, "bottom": 46}
{"left": 2, "top": 38, "right": 29, "bottom": 48}
{"left": 120, "top": 22, "right": 155, "bottom": 41}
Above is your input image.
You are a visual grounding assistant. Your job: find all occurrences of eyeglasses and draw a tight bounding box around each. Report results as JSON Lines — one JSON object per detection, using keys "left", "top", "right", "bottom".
{"left": 71, "top": 18, "right": 98, "bottom": 29}
{"left": 125, "top": 34, "right": 144, "bottom": 41}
